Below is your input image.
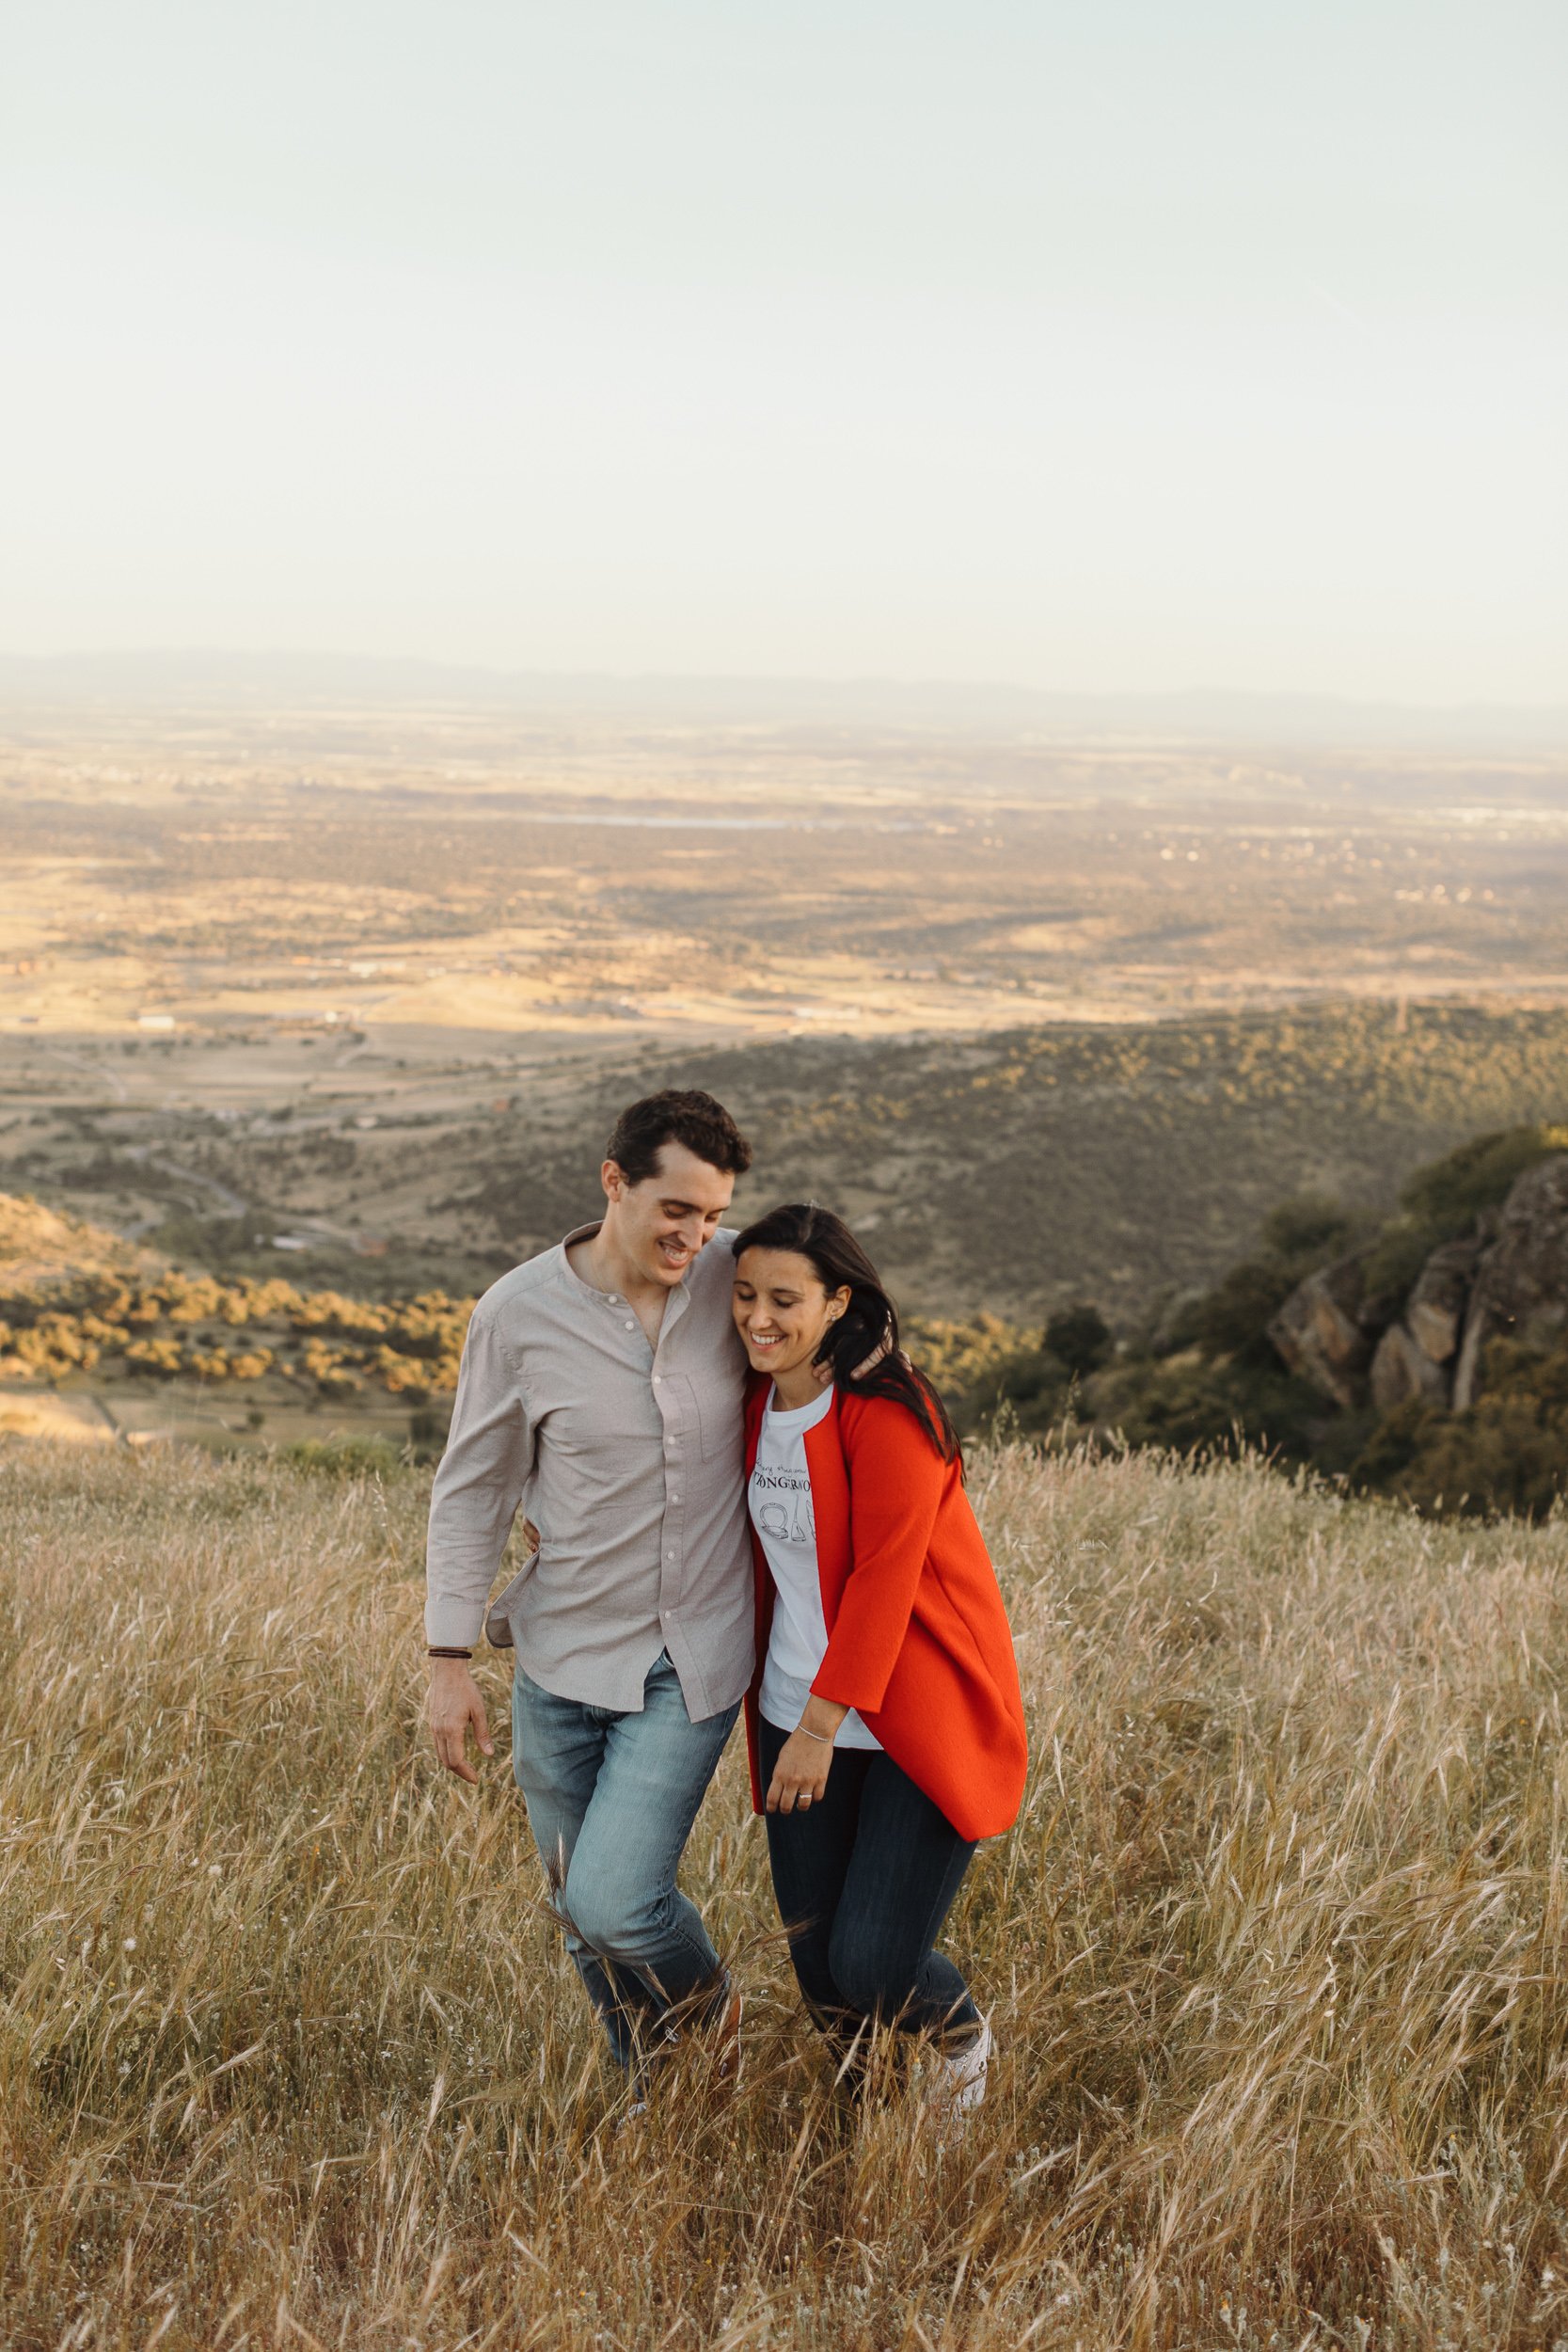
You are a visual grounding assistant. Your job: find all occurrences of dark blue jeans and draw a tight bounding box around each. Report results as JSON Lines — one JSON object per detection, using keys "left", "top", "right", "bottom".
{"left": 513, "top": 1652, "right": 739, "bottom": 2074}
{"left": 758, "top": 1718, "right": 981, "bottom": 2055}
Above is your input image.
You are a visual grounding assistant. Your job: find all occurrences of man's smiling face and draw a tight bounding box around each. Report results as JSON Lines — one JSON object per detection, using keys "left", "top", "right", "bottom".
{"left": 603, "top": 1140, "right": 736, "bottom": 1288}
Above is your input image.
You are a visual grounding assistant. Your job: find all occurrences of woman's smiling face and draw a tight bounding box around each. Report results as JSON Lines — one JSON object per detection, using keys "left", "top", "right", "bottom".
{"left": 732, "top": 1247, "right": 850, "bottom": 1389}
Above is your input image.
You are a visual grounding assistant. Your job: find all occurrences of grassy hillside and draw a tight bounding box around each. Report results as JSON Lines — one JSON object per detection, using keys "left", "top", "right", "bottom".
{"left": 4, "top": 1441, "right": 1567, "bottom": 2346}
{"left": 11, "top": 998, "right": 1568, "bottom": 1325}
{"left": 456, "top": 998, "right": 1568, "bottom": 1320}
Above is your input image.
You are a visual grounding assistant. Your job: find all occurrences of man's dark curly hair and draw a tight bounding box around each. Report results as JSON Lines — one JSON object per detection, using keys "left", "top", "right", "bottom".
{"left": 605, "top": 1089, "right": 752, "bottom": 1186}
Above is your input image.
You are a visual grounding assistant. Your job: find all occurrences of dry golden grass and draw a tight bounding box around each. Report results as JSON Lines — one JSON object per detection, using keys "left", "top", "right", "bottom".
{"left": 3, "top": 1439, "right": 1568, "bottom": 2349}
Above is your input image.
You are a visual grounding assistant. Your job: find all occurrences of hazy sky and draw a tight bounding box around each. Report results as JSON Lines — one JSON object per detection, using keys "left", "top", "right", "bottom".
{"left": 3, "top": 2, "right": 1564, "bottom": 700}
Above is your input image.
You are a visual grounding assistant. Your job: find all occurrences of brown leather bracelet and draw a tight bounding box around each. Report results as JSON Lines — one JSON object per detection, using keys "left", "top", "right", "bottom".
{"left": 427, "top": 1646, "right": 473, "bottom": 1660}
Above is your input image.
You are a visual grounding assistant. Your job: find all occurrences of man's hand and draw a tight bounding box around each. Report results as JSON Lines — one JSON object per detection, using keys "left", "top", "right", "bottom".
{"left": 428, "top": 1659, "right": 495, "bottom": 1785}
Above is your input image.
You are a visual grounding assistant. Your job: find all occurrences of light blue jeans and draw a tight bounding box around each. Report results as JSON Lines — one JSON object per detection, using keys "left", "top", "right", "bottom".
{"left": 511, "top": 1649, "right": 739, "bottom": 2074}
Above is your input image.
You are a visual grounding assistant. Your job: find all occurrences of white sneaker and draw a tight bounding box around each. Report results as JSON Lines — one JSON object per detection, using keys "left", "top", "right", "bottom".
{"left": 931, "top": 2019, "right": 992, "bottom": 2145}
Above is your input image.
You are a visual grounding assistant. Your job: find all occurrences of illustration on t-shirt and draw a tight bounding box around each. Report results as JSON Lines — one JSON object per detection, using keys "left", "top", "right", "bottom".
{"left": 751, "top": 1464, "right": 816, "bottom": 1546}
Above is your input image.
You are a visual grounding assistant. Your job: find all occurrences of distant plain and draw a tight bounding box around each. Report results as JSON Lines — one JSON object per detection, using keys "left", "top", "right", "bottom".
{"left": 4, "top": 692, "right": 1567, "bottom": 1442}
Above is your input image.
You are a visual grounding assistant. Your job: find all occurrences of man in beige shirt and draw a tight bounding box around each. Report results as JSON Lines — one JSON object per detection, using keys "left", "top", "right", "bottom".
{"left": 426, "top": 1089, "right": 753, "bottom": 2085}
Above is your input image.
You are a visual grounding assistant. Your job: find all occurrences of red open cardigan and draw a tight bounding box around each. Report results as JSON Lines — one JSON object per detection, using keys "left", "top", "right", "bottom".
{"left": 742, "top": 1379, "right": 1028, "bottom": 1842}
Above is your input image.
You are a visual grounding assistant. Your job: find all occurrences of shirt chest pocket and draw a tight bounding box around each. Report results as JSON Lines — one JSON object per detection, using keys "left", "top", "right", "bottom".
{"left": 678, "top": 1360, "right": 745, "bottom": 1466}
{"left": 543, "top": 1373, "right": 661, "bottom": 1472}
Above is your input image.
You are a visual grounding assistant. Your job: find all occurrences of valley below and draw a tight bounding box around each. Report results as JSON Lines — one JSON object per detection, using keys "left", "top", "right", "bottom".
{"left": 4, "top": 689, "right": 1567, "bottom": 1450}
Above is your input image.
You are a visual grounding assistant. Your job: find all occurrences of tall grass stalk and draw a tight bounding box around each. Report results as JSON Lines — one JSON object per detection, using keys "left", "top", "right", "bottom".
{"left": 3, "top": 1438, "right": 1567, "bottom": 2346}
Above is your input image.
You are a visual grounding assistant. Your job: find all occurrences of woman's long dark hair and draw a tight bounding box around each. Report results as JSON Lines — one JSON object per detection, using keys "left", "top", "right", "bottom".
{"left": 730, "top": 1201, "right": 961, "bottom": 1464}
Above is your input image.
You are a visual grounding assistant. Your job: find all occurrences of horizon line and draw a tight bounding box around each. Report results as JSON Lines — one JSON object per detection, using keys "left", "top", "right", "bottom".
{"left": 3, "top": 644, "right": 1568, "bottom": 711}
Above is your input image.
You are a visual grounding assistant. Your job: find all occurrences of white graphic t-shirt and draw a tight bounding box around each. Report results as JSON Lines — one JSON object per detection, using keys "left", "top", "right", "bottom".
{"left": 752, "top": 1382, "right": 882, "bottom": 1750}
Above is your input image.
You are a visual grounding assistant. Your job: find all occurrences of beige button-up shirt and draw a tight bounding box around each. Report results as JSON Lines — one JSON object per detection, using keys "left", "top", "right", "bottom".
{"left": 424, "top": 1222, "right": 752, "bottom": 1720}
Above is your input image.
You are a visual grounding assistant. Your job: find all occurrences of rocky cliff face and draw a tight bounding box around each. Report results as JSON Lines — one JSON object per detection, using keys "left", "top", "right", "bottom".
{"left": 1369, "top": 1319, "right": 1449, "bottom": 1411}
{"left": 1450, "top": 1155, "right": 1568, "bottom": 1408}
{"left": 1267, "top": 1255, "right": 1395, "bottom": 1409}
{"left": 1269, "top": 1153, "right": 1568, "bottom": 1415}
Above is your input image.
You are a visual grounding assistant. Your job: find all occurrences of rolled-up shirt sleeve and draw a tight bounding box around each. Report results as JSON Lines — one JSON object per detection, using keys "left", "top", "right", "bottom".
{"left": 424, "top": 1305, "right": 535, "bottom": 1648}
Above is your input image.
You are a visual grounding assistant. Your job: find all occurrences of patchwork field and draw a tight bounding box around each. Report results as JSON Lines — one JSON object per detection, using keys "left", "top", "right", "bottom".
{"left": 7, "top": 698, "right": 1568, "bottom": 1056}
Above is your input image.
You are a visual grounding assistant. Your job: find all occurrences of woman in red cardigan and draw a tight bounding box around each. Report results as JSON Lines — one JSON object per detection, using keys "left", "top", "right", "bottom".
{"left": 730, "top": 1202, "right": 1027, "bottom": 2124}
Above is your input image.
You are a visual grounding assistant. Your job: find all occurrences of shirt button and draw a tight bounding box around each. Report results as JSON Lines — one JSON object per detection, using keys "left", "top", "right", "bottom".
{"left": 666, "top": 1549, "right": 675, "bottom": 1559}
{"left": 670, "top": 1492, "right": 680, "bottom": 1502}
{"left": 625, "top": 1320, "right": 635, "bottom": 1330}
{"left": 653, "top": 1375, "right": 662, "bottom": 1385}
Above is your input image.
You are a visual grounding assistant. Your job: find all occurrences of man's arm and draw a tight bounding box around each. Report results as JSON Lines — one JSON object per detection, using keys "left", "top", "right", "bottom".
{"left": 425, "top": 1305, "right": 534, "bottom": 1781}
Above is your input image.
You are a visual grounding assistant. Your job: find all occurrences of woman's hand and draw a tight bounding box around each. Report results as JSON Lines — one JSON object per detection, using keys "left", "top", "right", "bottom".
{"left": 765, "top": 1698, "right": 850, "bottom": 1814}
{"left": 766, "top": 1731, "right": 832, "bottom": 1814}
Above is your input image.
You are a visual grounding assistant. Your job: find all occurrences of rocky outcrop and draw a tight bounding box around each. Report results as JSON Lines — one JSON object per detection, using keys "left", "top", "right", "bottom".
{"left": 1267, "top": 1253, "right": 1392, "bottom": 1408}
{"left": 1406, "top": 1235, "right": 1483, "bottom": 1365}
{"left": 1270, "top": 1153, "right": 1568, "bottom": 1417}
{"left": 1370, "top": 1320, "right": 1449, "bottom": 1411}
{"left": 1451, "top": 1156, "right": 1568, "bottom": 1409}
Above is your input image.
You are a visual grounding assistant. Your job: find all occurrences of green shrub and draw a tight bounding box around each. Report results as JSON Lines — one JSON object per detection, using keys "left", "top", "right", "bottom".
{"left": 1162, "top": 1257, "right": 1304, "bottom": 1362}
{"left": 1259, "top": 1195, "right": 1356, "bottom": 1260}
{"left": 1087, "top": 1354, "right": 1330, "bottom": 1462}
{"left": 1349, "top": 1334, "right": 1568, "bottom": 1519}
{"left": 1359, "top": 1215, "right": 1442, "bottom": 1301}
{"left": 406, "top": 1406, "right": 450, "bottom": 1464}
{"left": 903, "top": 1312, "right": 1037, "bottom": 1397}
{"left": 282, "top": 1435, "right": 404, "bottom": 1478}
{"left": 1043, "top": 1302, "right": 1112, "bottom": 1378}
{"left": 1398, "top": 1123, "right": 1568, "bottom": 1230}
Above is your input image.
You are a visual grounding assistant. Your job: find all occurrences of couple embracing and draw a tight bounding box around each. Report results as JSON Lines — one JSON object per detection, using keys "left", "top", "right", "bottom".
{"left": 425, "top": 1089, "right": 1027, "bottom": 2124}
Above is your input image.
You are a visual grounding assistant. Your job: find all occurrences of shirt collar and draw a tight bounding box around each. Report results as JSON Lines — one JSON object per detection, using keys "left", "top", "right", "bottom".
{"left": 557, "top": 1218, "right": 697, "bottom": 1318}
{"left": 558, "top": 1222, "right": 607, "bottom": 1297}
